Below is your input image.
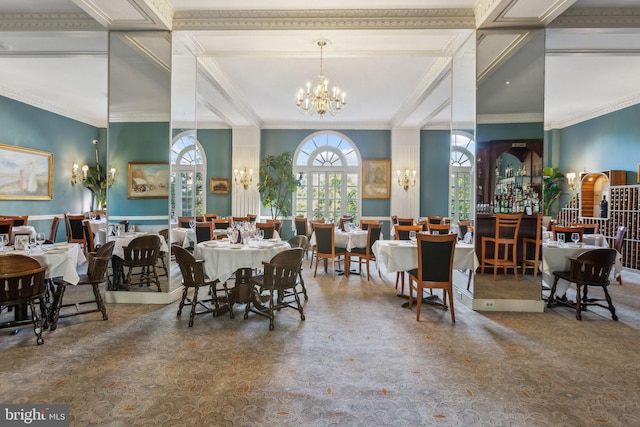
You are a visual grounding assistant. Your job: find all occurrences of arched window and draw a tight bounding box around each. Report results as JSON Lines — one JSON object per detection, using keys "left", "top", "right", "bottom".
{"left": 171, "top": 131, "right": 206, "bottom": 217}
{"left": 293, "top": 131, "right": 361, "bottom": 222}
{"left": 450, "top": 131, "right": 475, "bottom": 223}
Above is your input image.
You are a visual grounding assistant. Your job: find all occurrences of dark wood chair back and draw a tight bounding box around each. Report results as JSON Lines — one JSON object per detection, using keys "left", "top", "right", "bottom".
{"left": 265, "top": 218, "right": 282, "bottom": 234}
{"left": 394, "top": 225, "right": 422, "bottom": 240}
{"left": 572, "top": 222, "right": 599, "bottom": 234}
{"left": 614, "top": 226, "right": 627, "bottom": 253}
{"left": 195, "top": 222, "right": 214, "bottom": 243}
{"left": 0, "top": 219, "right": 14, "bottom": 241}
{"left": 256, "top": 222, "right": 276, "bottom": 239}
{"left": 553, "top": 225, "right": 584, "bottom": 243}
{"left": 65, "top": 213, "right": 86, "bottom": 247}
{"left": 213, "top": 219, "right": 232, "bottom": 230}
{"left": 48, "top": 216, "right": 61, "bottom": 243}
{"left": 294, "top": 217, "right": 309, "bottom": 236}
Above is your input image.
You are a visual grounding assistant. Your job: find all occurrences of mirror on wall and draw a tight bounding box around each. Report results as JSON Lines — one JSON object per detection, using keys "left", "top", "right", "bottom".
{"left": 107, "top": 31, "right": 172, "bottom": 295}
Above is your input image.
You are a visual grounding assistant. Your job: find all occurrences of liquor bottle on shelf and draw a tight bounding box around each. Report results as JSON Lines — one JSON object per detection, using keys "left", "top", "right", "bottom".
{"left": 600, "top": 195, "right": 608, "bottom": 218}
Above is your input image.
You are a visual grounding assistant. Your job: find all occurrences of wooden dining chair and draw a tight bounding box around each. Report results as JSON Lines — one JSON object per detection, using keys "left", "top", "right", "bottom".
{"left": 49, "top": 241, "right": 115, "bottom": 331}
{"left": 407, "top": 233, "right": 457, "bottom": 323}
{"left": 457, "top": 220, "right": 473, "bottom": 240}
{"left": 338, "top": 216, "right": 353, "bottom": 232}
{"left": 245, "top": 248, "right": 305, "bottom": 330}
{"left": 265, "top": 218, "right": 282, "bottom": 234}
{"left": 397, "top": 217, "right": 414, "bottom": 226}
{"left": 313, "top": 223, "right": 347, "bottom": 279}
{"left": 177, "top": 216, "right": 195, "bottom": 228}
{"left": 232, "top": 216, "right": 249, "bottom": 227}
{"left": 82, "top": 219, "right": 99, "bottom": 253}
{"left": 2, "top": 215, "right": 29, "bottom": 226}
{"left": 427, "top": 223, "right": 451, "bottom": 235}
{"left": 46, "top": 216, "right": 61, "bottom": 244}
{"left": 287, "top": 235, "right": 309, "bottom": 300}
{"left": 393, "top": 225, "right": 422, "bottom": 292}
{"left": 194, "top": 221, "right": 214, "bottom": 243}
{"left": 480, "top": 213, "right": 523, "bottom": 281}
{"left": 308, "top": 219, "right": 325, "bottom": 267}
{"left": 426, "top": 215, "right": 444, "bottom": 225}
{"left": 122, "top": 234, "right": 162, "bottom": 292}
{"left": 64, "top": 212, "right": 87, "bottom": 253}
{"left": 247, "top": 214, "right": 257, "bottom": 224}
{"left": 203, "top": 213, "right": 219, "bottom": 222}
{"left": 0, "top": 219, "right": 14, "bottom": 242}
{"left": 359, "top": 220, "right": 380, "bottom": 231}
{"left": 0, "top": 254, "right": 48, "bottom": 345}
{"left": 256, "top": 222, "right": 276, "bottom": 239}
{"left": 571, "top": 222, "right": 599, "bottom": 234}
{"left": 552, "top": 225, "right": 583, "bottom": 244}
{"left": 174, "top": 246, "right": 234, "bottom": 326}
{"left": 522, "top": 213, "right": 542, "bottom": 280}
{"left": 347, "top": 224, "right": 382, "bottom": 281}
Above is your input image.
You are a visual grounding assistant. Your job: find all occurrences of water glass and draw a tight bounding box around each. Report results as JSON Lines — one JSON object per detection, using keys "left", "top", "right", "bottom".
{"left": 36, "top": 232, "right": 45, "bottom": 248}
{"left": 571, "top": 232, "right": 580, "bottom": 245}
{"left": 409, "top": 230, "right": 417, "bottom": 242}
{"left": 189, "top": 220, "right": 195, "bottom": 229}
{"left": 258, "top": 229, "right": 265, "bottom": 240}
{"left": 558, "top": 234, "right": 565, "bottom": 246}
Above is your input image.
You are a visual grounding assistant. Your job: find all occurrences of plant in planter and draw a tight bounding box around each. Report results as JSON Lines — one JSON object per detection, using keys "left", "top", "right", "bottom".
{"left": 257, "top": 152, "right": 302, "bottom": 219}
{"left": 542, "top": 166, "right": 566, "bottom": 216}
{"left": 83, "top": 144, "right": 114, "bottom": 211}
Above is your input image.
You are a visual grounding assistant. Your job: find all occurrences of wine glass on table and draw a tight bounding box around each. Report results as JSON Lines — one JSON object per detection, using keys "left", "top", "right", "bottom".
{"left": 571, "top": 232, "right": 580, "bottom": 246}
{"left": 36, "top": 232, "right": 45, "bottom": 249}
{"left": 557, "top": 233, "right": 565, "bottom": 246}
{"left": 258, "top": 229, "right": 264, "bottom": 240}
{"left": 188, "top": 219, "right": 195, "bottom": 230}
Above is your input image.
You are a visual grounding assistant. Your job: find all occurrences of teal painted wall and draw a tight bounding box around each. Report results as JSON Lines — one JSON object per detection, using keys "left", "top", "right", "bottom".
{"left": 108, "top": 122, "right": 170, "bottom": 223}
{"left": 420, "top": 130, "right": 450, "bottom": 217}
{"left": 197, "top": 128, "right": 233, "bottom": 216}
{"left": 0, "top": 95, "right": 102, "bottom": 240}
{"left": 476, "top": 122, "right": 544, "bottom": 142}
{"left": 261, "top": 129, "right": 391, "bottom": 238}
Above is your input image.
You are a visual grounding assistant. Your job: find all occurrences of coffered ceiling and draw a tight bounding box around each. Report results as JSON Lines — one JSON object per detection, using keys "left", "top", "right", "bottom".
{"left": 0, "top": 0, "right": 639, "bottom": 130}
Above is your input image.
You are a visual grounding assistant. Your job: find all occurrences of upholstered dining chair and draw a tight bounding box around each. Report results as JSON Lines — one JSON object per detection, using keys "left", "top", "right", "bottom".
{"left": 203, "top": 213, "right": 219, "bottom": 222}
{"left": 177, "top": 216, "right": 195, "bottom": 228}
{"left": 213, "top": 219, "right": 232, "bottom": 235}
{"left": 64, "top": 212, "right": 86, "bottom": 253}
{"left": 247, "top": 214, "right": 257, "bottom": 224}
{"left": 49, "top": 241, "right": 115, "bottom": 331}
{"left": 480, "top": 213, "right": 523, "bottom": 281}
{"left": 397, "top": 217, "right": 414, "bottom": 226}
{"left": 0, "top": 219, "right": 14, "bottom": 242}
{"left": 308, "top": 219, "right": 325, "bottom": 268}
{"left": 194, "top": 221, "right": 214, "bottom": 243}
{"left": 245, "top": 248, "right": 305, "bottom": 330}
{"left": 0, "top": 254, "right": 48, "bottom": 345}
{"left": 427, "top": 223, "right": 451, "bottom": 235}
{"left": 3, "top": 215, "right": 28, "bottom": 226}
{"left": 571, "top": 222, "right": 599, "bottom": 234}
{"left": 122, "top": 234, "right": 161, "bottom": 292}
{"left": 338, "top": 216, "right": 353, "bottom": 232}
{"left": 82, "top": 219, "right": 99, "bottom": 253}
{"left": 407, "top": 233, "right": 457, "bottom": 323}
{"left": 256, "top": 222, "right": 276, "bottom": 239}
{"left": 313, "top": 223, "right": 347, "bottom": 279}
{"left": 548, "top": 248, "right": 618, "bottom": 321}
{"left": 359, "top": 220, "right": 380, "bottom": 231}
{"left": 347, "top": 224, "right": 382, "bottom": 281}
{"left": 174, "top": 246, "right": 233, "bottom": 327}
{"left": 552, "top": 225, "right": 584, "bottom": 244}
{"left": 393, "top": 225, "right": 423, "bottom": 292}
{"left": 232, "top": 216, "right": 249, "bottom": 227}
{"left": 457, "top": 220, "right": 474, "bottom": 240}
{"left": 265, "top": 218, "right": 282, "bottom": 234}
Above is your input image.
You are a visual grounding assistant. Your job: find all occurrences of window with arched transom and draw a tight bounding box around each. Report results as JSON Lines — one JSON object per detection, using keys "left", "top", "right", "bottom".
{"left": 293, "top": 131, "right": 361, "bottom": 222}
{"left": 450, "top": 131, "right": 475, "bottom": 223}
{"left": 171, "top": 131, "right": 206, "bottom": 218}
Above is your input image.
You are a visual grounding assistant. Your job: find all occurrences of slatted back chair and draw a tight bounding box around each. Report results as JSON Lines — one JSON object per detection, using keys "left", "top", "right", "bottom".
{"left": 49, "top": 241, "right": 115, "bottom": 331}
{"left": 549, "top": 249, "right": 618, "bottom": 321}
{"left": 82, "top": 219, "right": 98, "bottom": 253}
{"left": 480, "top": 213, "right": 523, "bottom": 281}
{"left": 287, "top": 235, "right": 310, "bottom": 300}
{"left": 122, "top": 234, "right": 161, "bottom": 292}
{"left": 246, "top": 248, "right": 305, "bottom": 330}
{"left": 0, "top": 254, "right": 48, "bottom": 345}
{"left": 174, "top": 246, "right": 233, "bottom": 326}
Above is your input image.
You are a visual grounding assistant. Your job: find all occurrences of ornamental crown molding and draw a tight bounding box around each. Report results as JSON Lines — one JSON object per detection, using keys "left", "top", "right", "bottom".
{"left": 0, "top": 13, "right": 103, "bottom": 31}
{"left": 551, "top": 7, "right": 640, "bottom": 28}
{"left": 173, "top": 9, "right": 475, "bottom": 31}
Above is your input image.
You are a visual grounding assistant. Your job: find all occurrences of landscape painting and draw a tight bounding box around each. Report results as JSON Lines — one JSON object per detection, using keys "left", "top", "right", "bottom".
{"left": 0, "top": 144, "right": 53, "bottom": 200}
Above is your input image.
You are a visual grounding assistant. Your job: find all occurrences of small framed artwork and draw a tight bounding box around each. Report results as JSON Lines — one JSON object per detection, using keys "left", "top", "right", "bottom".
{"left": 0, "top": 144, "right": 53, "bottom": 200}
{"left": 14, "top": 235, "right": 30, "bottom": 250}
{"left": 210, "top": 177, "right": 230, "bottom": 194}
{"left": 362, "top": 159, "right": 390, "bottom": 199}
{"left": 127, "top": 162, "right": 170, "bottom": 199}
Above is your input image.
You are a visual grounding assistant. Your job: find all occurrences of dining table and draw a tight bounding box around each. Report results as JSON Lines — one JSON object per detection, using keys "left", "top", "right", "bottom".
{"left": 540, "top": 242, "right": 622, "bottom": 299}
{"left": 309, "top": 228, "right": 382, "bottom": 252}
{"left": 193, "top": 238, "right": 291, "bottom": 305}
{"left": 373, "top": 240, "right": 479, "bottom": 289}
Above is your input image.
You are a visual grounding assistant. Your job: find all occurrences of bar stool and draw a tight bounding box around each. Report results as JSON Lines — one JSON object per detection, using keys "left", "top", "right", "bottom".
{"left": 522, "top": 213, "right": 542, "bottom": 280}
{"left": 481, "top": 213, "right": 523, "bottom": 281}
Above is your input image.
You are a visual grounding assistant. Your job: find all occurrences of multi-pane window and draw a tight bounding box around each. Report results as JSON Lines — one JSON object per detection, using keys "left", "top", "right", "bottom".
{"left": 294, "top": 132, "right": 361, "bottom": 222}
{"left": 450, "top": 132, "right": 475, "bottom": 223}
{"left": 171, "top": 131, "right": 206, "bottom": 218}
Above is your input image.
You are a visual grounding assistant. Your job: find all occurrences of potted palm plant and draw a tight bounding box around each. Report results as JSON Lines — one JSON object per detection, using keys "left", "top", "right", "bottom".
{"left": 542, "top": 166, "right": 566, "bottom": 217}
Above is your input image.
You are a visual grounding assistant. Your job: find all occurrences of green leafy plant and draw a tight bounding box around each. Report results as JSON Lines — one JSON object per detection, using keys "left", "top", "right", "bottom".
{"left": 257, "top": 152, "right": 302, "bottom": 219}
{"left": 84, "top": 162, "right": 108, "bottom": 211}
{"left": 542, "top": 166, "right": 566, "bottom": 216}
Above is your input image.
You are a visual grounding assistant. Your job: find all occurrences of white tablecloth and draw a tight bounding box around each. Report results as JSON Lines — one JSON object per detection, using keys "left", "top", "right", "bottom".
{"left": 194, "top": 239, "right": 291, "bottom": 284}
{"left": 108, "top": 232, "right": 169, "bottom": 259}
{"left": 1, "top": 242, "right": 86, "bottom": 285}
{"left": 540, "top": 243, "right": 622, "bottom": 297}
{"left": 582, "top": 234, "right": 609, "bottom": 248}
{"left": 372, "top": 240, "right": 478, "bottom": 273}
{"left": 310, "top": 230, "right": 379, "bottom": 251}
{"left": 89, "top": 219, "right": 108, "bottom": 245}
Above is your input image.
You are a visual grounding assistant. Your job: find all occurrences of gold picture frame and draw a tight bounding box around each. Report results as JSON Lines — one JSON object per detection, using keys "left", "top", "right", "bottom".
{"left": 127, "top": 162, "right": 169, "bottom": 199}
{"left": 210, "top": 177, "right": 230, "bottom": 194}
{"left": 362, "top": 159, "right": 391, "bottom": 199}
{"left": 0, "top": 144, "right": 53, "bottom": 200}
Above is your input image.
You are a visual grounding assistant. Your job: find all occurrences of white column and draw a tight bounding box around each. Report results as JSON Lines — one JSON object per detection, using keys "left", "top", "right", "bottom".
{"left": 391, "top": 128, "right": 420, "bottom": 220}
{"left": 232, "top": 127, "right": 261, "bottom": 217}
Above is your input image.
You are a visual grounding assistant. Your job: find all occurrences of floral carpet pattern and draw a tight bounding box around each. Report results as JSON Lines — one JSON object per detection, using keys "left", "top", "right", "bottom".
{"left": 1, "top": 264, "right": 639, "bottom": 426}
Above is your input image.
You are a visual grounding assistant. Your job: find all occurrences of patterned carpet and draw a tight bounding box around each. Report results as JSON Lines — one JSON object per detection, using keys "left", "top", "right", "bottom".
{"left": 1, "top": 260, "right": 639, "bottom": 426}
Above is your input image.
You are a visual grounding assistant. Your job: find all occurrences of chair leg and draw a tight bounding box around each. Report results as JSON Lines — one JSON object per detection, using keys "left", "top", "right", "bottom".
{"left": 27, "top": 299, "right": 44, "bottom": 345}
{"left": 91, "top": 283, "right": 108, "bottom": 320}
{"left": 448, "top": 289, "right": 455, "bottom": 323}
{"left": 602, "top": 286, "right": 618, "bottom": 321}
{"left": 575, "top": 284, "right": 583, "bottom": 320}
{"left": 49, "top": 283, "right": 66, "bottom": 331}
{"left": 415, "top": 284, "right": 422, "bottom": 322}
{"left": 177, "top": 287, "right": 189, "bottom": 316}
{"left": 189, "top": 286, "right": 198, "bottom": 327}
{"left": 547, "top": 277, "right": 560, "bottom": 307}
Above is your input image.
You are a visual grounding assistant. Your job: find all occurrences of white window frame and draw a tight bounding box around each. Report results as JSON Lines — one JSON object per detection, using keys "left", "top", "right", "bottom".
{"left": 171, "top": 130, "right": 207, "bottom": 217}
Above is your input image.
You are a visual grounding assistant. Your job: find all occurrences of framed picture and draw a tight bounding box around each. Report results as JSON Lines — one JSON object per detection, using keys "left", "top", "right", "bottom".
{"left": 127, "top": 162, "right": 169, "bottom": 199}
{"left": 210, "top": 177, "right": 230, "bottom": 194}
{"left": 362, "top": 159, "right": 390, "bottom": 199}
{"left": 0, "top": 144, "right": 53, "bottom": 200}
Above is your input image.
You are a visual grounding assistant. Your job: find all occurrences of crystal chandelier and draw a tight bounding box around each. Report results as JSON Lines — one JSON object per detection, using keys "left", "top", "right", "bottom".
{"left": 296, "top": 40, "right": 346, "bottom": 117}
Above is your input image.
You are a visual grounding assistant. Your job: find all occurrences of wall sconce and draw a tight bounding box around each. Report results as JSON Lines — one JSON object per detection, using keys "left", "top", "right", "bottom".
{"left": 566, "top": 172, "right": 577, "bottom": 190}
{"left": 108, "top": 167, "right": 116, "bottom": 187}
{"left": 71, "top": 162, "right": 80, "bottom": 185}
{"left": 234, "top": 167, "right": 253, "bottom": 189}
{"left": 397, "top": 168, "right": 417, "bottom": 191}
{"left": 81, "top": 165, "right": 89, "bottom": 181}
